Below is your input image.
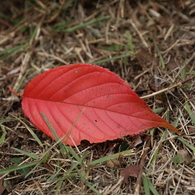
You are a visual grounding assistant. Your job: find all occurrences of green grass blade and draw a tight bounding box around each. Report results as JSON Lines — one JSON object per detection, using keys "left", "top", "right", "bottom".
{"left": 181, "top": 62, "right": 187, "bottom": 79}
{"left": 64, "top": 16, "right": 110, "bottom": 32}
{"left": 41, "top": 107, "right": 86, "bottom": 157}
{"left": 0, "top": 125, "right": 6, "bottom": 144}
{"left": 89, "top": 149, "right": 133, "bottom": 165}
{"left": 148, "top": 148, "right": 159, "bottom": 169}
{"left": 41, "top": 112, "right": 67, "bottom": 155}
{"left": 154, "top": 42, "right": 165, "bottom": 70}
{"left": 154, "top": 107, "right": 164, "bottom": 114}
{"left": 0, "top": 44, "right": 28, "bottom": 59}
{"left": 94, "top": 54, "right": 131, "bottom": 64}
{"left": 0, "top": 161, "right": 39, "bottom": 175}
{"left": 55, "top": 180, "right": 63, "bottom": 195}
{"left": 11, "top": 158, "right": 31, "bottom": 176}
{"left": 126, "top": 31, "right": 135, "bottom": 53}
{"left": 48, "top": 161, "right": 80, "bottom": 182}
{"left": 22, "top": 153, "right": 50, "bottom": 178}
{"left": 67, "top": 146, "right": 82, "bottom": 163}
{"left": 29, "top": 22, "right": 41, "bottom": 45}
{"left": 177, "top": 137, "right": 195, "bottom": 152}
{"left": 74, "top": 165, "right": 85, "bottom": 181}
{"left": 12, "top": 147, "right": 39, "bottom": 159}
{"left": 143, "top": 175, "right": 151, "bottom": 195}
{"left": 41, "top": 113, "right": 59, "bottom": 141}
{"left": 143, "top": 175, "right": 159, "bottom": 195}
{"left": 185, "top": 102, "right": 195, "bottom": 125}
{"left": 19, "top": 118, "right": 43, "bottom": 146}
{"left": 187, "top": 71, "right": 195, "bottom": 74}
{"left": 85, "top": 181, "right": 100, "bottom": 194}
{"left": 47, "top": 173, "right": 77, "bottom": 183}
{"left": 148, "top": 180, "right": 160, "bottom": 195}
{"left": 99, "top": 44, "right": 121, "bottom": 52}
{"left": 24, "top": 160, "right": 44, "bottom": 178}
{"left": 172, "top": 114, "right": 181, "bottom": 128}
{"left": 53, "top": 20, "right": 74, "bottom": 32}
{"left": 0, "top": 118, "right": 18, "bottom": 123}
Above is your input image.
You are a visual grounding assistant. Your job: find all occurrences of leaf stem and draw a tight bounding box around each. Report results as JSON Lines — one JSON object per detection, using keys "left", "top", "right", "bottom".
{"left": 8, "top": 86, "right": 22, "bottom": 97}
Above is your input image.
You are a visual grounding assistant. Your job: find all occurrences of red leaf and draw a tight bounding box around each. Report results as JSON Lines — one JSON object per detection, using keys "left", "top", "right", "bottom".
{"left": 22, "top": 63, "right": 182, "bottom": 145}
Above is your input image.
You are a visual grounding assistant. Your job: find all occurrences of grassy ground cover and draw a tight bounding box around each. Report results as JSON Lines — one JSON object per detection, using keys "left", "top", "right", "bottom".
{"left": 0, "top": 0, "right": 195, "bottom": 194}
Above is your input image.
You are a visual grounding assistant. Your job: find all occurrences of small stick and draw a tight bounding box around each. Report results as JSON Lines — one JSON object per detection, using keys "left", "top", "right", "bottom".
{"left": 129, "top": 19, "right": 148, "bottom": 48}
{"left": 141, "top": 75, "right": 195, "bottom": 99}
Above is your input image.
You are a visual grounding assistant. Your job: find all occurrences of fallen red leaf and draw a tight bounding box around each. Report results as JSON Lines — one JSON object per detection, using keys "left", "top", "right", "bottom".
{"left": 0, "top": 178, "right": 5, "bottom": 195}
{"left": 21, "top": 63, "right": 182, "bottom": 145}
{"left": 121, "top": 165, "right": 140, "bottom": 184}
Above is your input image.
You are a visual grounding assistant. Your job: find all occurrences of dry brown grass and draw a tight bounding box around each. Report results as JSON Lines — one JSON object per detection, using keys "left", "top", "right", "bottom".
{"left": 0, "top": 0, "right": 195, "bottom": 194}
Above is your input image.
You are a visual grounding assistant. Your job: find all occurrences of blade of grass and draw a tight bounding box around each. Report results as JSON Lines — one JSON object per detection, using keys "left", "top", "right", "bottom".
{"left": 41, "top": 112, "right": 67, "bottom": 155}
{"left": 55, "top": 180, "right": 63, "bottom": 195}
{"left": 0, "top": 44, "right": 28, "bottom": 60}
{"left": 0, "top": 125, "right": 6, "bottom": 145}
{"left": 11, "top": 158, "right": 31, "bottom": 176}
{"left": 53, "top": 20, "right": 74, "bottom": 32}
{"left": 24, "top": 159, "right": 44, "bottom": 178}
{"left": 181, "top": 62, "right": 187, "bottom": 79}
{"left": 0, "top": 161, "right": 40, "bottom": 175}
{"left": 0, "top": 118, "right": 18, "bottom": 123}
{"left": 63, "top": 0, "right": 75, "bottom": 10}
{"left": 41, "top": 111, "right": 99, "bottom": 194}
{"left": 85, "top": 181, "right": 100, "bottom": 195}
{"left": 48, "top": 159, "right": 80, "bottom": 183}
{"left": 53, "top": 0, "right": 76, "bottom": 32}
{"left": 177, "top": 137, "right": 195, "bottom": 152}
{"left": 64, "top": 16, "right": 110, "bottom": 32}
{"left": 148, "top": 179, "right": 160, "bottom": 195}
{"left": 89, "top": 149, "right": 133, "bottom": 165}
{"left": 40, "top": 111, "right": 86, "bottom": 184}
{"left": 143, "top": 175, "right": 150, "bottom": 195}
{"left": 154, "top": 42, "right": 165, "bottom": 70}
{"left": 126, "top": 31, "right": 135, "bottom": 53}
{"left": 29, "top": 22, "right": 41, "bottom": 45}
{"left": 41, "top": 106, "right": 86, "bottom": 155}
{"left": 12, "top": 147, "right": 38, "bottom": 160}
{"left": 142, "top": 175, "right": 160, "bottom": 195}
{"left": 187, "top": 71, "right": 195, "bottom": 74}
{"left": 24, "top": 152, "right": 51, "bottom": 178}
{"left": 74, "top": 165, "right": 86, "bottom": 181}
{"left": 48, "top": 173, "right": 77, "bottom": 182}
{"left": 148, "top": 148, "right": 159, "bottom": 170}
{"left": 41, "top": 113, "right": 60, "bottom": 141}
{"left": 17, "top": 117, "right": 43, "bottom": 146}
{"left": 172, "top": 114, "right": 181, "bottom": 128}
{"left": 184, "top": 102, "right": 195, "bottom": 125}
{"left": 99, "top": 44, "right": 121, "bottom": 52}
{"left": 94, "top": 54, "right": 132, "bottom": 64}
{"left": 67, "top": 146, "right": 83, "bottom": 163}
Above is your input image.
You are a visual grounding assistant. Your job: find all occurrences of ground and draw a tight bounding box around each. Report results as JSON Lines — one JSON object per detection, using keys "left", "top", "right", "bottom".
{"left": 0, "top": 0, "right": 195, "bottom": 195}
